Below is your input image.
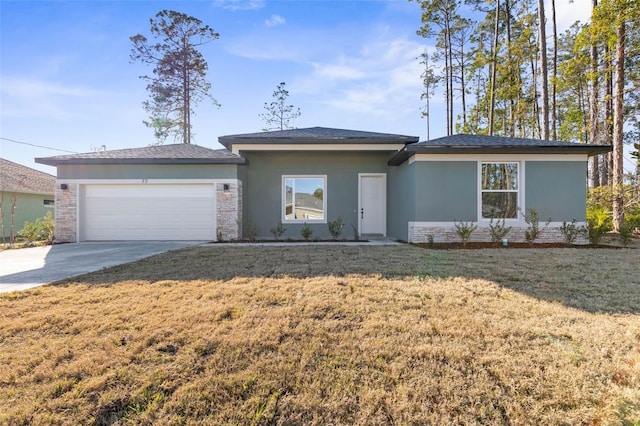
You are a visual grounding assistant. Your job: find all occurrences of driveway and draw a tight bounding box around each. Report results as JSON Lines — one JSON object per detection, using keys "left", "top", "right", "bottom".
{"left": 0, "top": 241, "right": 202, "bottom": 293}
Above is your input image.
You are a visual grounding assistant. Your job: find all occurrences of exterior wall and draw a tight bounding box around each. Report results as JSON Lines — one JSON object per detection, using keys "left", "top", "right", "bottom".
{"left": 0, "top": 191, "right": 55, "bottom": 241}
{"left": 240, "top": 151, "right": 390, "bottom": 239}
{"left": 57, "top": 164, "right": 238, "bottom": 180}
{"left": 414, "top": 161, "right": 477, "bottom": 221}
{"left": 55, "top": 183, "right": 77, "bottom": 243}
{"left": 387, "top": 161, "right": 416, "bottom": 241}
{"left": 525, "top": 161, "right": 587, "bottom": 221}
{"left": 407, "top": 159, "right": 590, "bottom": 244}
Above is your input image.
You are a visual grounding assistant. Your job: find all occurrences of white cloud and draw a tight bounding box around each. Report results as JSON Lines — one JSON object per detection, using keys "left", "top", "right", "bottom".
{"left": 0, "top": 75, "right": 111, "bottom": 119}
{"left": 312, "top": 62, "right": 366, "bottom": 81}
{"left": 549, "top": 0, "right": 591, "bottom": 33}
{"left": 297, "top": 36, "right": 426, "bottom": 117}
{"left": 265, "top": 14, "right": 286, "bottom": 28}
{"left": 213, "top": 0, "right": 265, "bottom": 11}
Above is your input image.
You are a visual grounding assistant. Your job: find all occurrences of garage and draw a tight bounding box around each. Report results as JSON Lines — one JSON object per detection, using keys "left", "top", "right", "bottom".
{"left": 83, "top": 184, "right": 216, "bottom": 241}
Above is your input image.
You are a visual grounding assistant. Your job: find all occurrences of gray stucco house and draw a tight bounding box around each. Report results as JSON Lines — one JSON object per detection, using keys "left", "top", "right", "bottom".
{"left": 36, "top": 127, "right": 610, "bottom": 243}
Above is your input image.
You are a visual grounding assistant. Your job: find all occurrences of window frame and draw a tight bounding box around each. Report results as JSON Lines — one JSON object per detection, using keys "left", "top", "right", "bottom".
{"left": 478, "top": 161, "right": 523, "bottom": 221}
{"left": 282, "top": 175, "right": 327, "bottom": 224}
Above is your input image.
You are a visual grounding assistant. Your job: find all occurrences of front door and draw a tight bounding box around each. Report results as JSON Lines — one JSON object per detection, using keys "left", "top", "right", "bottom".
{"left": 359, "top": 173, "right": 386, "bottom": 236}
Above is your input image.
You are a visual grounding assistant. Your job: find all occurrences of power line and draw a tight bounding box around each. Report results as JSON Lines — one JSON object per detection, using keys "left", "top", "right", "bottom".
{"left": 0, "top": 137, "right": 79, "bottom": 154}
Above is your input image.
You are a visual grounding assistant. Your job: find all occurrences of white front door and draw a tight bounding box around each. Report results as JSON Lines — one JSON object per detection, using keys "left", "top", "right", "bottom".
{"left": 359, "top": 173, "right": 386, "bottom": 235}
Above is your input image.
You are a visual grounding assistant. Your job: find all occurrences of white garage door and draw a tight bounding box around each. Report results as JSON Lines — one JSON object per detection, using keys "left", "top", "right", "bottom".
{"left": 84, "top": 184, "right": 216, "bottom": 241}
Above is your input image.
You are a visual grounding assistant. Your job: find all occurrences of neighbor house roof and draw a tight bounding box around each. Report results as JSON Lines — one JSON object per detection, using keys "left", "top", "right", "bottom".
{"left": 219, "top": 127, "right": 419, "bottom": 148}
{"left": 0, "top": 158, "right": 56, "bottom": 195}
{"left": 388, "top": 134, "right": 613, "bottom": 165}
{"left": 35, "top": 144, "right": 246, "bottom": 166}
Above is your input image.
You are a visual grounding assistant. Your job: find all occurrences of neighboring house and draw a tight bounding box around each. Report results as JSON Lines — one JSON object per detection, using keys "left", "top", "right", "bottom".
{"left": 0, "top": 158, "right": 56, "bottom": 240}
{"left": 35, "top": 127, "right": 611, "bottom": 243}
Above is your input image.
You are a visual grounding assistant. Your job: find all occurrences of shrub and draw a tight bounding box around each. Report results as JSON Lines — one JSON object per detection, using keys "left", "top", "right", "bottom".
{"left": 270, "top": 222, "right": 285, "bottom": 239}
{"left": 619, "top": 224, "right": 633, "bottom": 246}
{"left": 243, "top": 220, "right": 258, "bottom": 241}
{"left": 625, "top": 210, "right": 640, "bottom": 234}
{"left": 488, "top": 217, "right": 512, "bottom": 244}
{"left": 586, "top": 219, "right": 608, "bottom": 246}
{"left": 18, "top": 212, "right": 55, "bottom": 244}
{"left": 523, "top": 208, "right": 549, "bottom": 245}
{"left": 351, "top": 224, "right": 359, "bottom": 242}
{"left": 327, "top": 216, "right": 344, "bottom": 240}
{"left": 300, "top": 223, "right": 312, "bottom": 240}
{"left": 559, "top": 220, "right": 587, "bottom": 245}
{"left": 453, "top": 220, "right": 477, "bottom": 248}
{"left": 586, "top": 207, "right": 613, "bottom": 232}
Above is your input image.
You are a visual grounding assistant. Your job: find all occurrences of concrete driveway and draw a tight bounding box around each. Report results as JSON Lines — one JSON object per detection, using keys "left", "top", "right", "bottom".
{"left": 0, "top": 241, "right": 202, "bottom": 293}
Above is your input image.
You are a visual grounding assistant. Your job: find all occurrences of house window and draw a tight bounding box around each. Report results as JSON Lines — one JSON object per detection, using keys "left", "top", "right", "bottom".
{"left": 44, "top": 199, "right": 55, "bottom": 207}
{"left": 283, "top": 176, "right": 326, "bottom": 223}
{"left": 480, "top": 162, "right": 519, "bottom": 219}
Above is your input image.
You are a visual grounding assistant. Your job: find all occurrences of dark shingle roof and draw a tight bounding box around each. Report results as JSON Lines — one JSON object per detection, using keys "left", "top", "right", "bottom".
{"left": 35, "top": 144, "right": 246, "bottom": 166}
{"left": 389, "top": 134, "right": 612, "bottom": 165}
{"left": 0, "top": 158, "right": 56, "bottom": 195}
{"left": 219, "top": 127, "right": 419, "bottom": 148}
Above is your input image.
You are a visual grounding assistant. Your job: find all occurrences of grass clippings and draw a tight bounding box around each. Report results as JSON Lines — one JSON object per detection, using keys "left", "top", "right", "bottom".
{"left": 0, "top": 245, "right": 639, "bottom": 425}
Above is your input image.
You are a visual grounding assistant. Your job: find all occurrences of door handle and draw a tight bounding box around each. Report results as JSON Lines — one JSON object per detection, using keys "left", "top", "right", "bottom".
{"left": 361, "top": 208, "right": 364, "bottom": 219}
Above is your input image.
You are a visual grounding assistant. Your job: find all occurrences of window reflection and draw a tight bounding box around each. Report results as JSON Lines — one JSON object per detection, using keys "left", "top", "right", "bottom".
{"left": 284, "top": 177, "right": 325, "bottom": 221}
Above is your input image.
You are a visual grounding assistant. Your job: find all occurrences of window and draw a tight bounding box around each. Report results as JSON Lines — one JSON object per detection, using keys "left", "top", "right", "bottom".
{"left": 44, "top": 199, "right": 55, "bottom": 207}
{"left": 480, "top": 162, "right": 519, "bottom": 219}
{"left": 283, "top": 176, "right": 326, "bottom": 222}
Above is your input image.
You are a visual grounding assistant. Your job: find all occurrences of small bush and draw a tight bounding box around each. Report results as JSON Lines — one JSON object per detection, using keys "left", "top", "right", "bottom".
{"left": 453, "top": 220, "right": 477, "bottom": 248}
{"left": 18, "top": 212, "right": 55, "bottom": 244}
{"left": 587, "top": 207, "right": 613, "bottom": 231}
{"left": 351, "top": 224, "right": 359, "bottom": 242}
{"left": 559, "top": 220, "right": 587, "bottom": 245}
{"left": 427, "top": 234, "right": 434, "bottom": 248}
{"left": 327, "top": 216, "right": 344, "bottom": 240}
{"left": 488, "top": 217, "right": 512, "bottom": 244}
{"left": 625, "top": 210, "right": 640, "bottom": 234}
{"left": 300, "top": 223, "right": 312, "bottom": 240}
{"left": 243, "top": 220, "right": 258, "bottom": 241}
{"left": 587, "top": 221, "right": 608, "bottom": 246}
{"left": 523, "top": 208, "right": 549, "bottom": 245}
{"left": 619, "top": 224, "right": 633, "bottom": 246}
{"left": 270, "top": 222, "right": 285, "bottom": 239}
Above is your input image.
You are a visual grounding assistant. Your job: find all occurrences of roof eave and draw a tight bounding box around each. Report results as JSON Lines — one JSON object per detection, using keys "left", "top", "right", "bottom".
{"left": 219, "top": 136, "right": 419, "bottom": 148}
{"left": 406, "top": 145, "right": 613, "bottom": 156}
{"left": 35, "top": 157, "right": 246, "bottom": 166}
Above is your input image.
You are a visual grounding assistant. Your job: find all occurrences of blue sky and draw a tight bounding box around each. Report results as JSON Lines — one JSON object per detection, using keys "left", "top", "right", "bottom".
{"left": 1, "top": 0, "right": 598, "bottom": 174}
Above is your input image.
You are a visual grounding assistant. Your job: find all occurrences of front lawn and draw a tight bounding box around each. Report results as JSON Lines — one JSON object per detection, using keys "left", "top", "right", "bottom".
{"left": 1, "top": 245, "right": 638, "bottom": 425}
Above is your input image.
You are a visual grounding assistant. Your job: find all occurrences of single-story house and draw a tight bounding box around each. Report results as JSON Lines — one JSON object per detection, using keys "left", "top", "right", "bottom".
{"left": 1, "top": 158, "right": 56, "bottom": 240}
{"left": 35, "top": 127, "right": 611, "bottom": 243}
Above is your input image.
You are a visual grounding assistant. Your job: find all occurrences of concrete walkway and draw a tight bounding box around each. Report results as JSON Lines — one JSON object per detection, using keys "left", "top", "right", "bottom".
{"left": 0, "top": 241, "right": 202, "bottom": 293}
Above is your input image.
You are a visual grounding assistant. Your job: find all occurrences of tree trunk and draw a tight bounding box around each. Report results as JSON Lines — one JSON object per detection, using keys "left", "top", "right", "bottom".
{"left": 489, "top": 0, "right": 500, "bottom": 136}
{"left": 538, "top": 0, "right": 550, "bottom": 140}
{"left": 447, "top": 21, "right": 454, "bottom": 135}
{"left": 612, "top": 20, "right": 625, "bottom": 232}
{"left": 601, "top": 45, "right": 613, "bottom": 186}
{"left": 551, "top": 0, "right": 558, "bottom": 140}
{"left": 589, "top": 0, "right": 600, "bottom": 187}
{"left": 505, "top": 0, "right": 515, "bottom": 137}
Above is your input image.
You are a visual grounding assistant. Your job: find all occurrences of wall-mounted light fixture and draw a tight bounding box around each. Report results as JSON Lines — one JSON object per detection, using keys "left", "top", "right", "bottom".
{"left": 60, "top": 184, "right": 68, "bottom": 190}
{"left": 223, "top": 183, "right": 230, "bottom": 191}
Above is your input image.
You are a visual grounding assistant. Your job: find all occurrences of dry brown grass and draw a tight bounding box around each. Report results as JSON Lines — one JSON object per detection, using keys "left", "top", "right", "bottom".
{"left": 0, "top": 245, "right": 638, "bottom": 425}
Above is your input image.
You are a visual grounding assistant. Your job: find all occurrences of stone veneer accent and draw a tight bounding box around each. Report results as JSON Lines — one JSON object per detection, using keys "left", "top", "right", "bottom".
{"left": 408, "top": 221, "right": 589, "bottom": 245}
{"left": 54, "top": 182, "right": 77, "bottom": 243}
{"left": 216, "top": 181, "right": 242, "bottom": 241}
